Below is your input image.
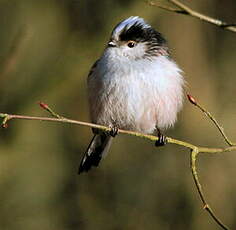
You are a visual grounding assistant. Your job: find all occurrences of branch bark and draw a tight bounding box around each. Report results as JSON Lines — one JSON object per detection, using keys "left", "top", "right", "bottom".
{"left": 0, "top": 112, "right": 235, "bottom": 154}
{"left": 149, "top": 0, "right": 236, "bottom": 33}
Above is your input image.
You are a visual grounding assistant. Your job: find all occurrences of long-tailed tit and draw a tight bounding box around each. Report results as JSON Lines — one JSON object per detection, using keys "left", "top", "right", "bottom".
{"left": 79, "top": 16, "right": 184, "bottom": 174}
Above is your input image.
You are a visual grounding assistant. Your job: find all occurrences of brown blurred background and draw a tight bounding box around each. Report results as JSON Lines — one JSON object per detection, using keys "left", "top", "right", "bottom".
{"left": 0, "top": 0, "right": 236, "bottom": 229}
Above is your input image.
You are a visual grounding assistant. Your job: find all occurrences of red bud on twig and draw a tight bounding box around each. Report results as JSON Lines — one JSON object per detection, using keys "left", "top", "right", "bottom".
{"left": 187, "top": 94, "right": 197, "bottom": 106}
{"left": 39, "top": 102, "right": 49, "bottom": 110}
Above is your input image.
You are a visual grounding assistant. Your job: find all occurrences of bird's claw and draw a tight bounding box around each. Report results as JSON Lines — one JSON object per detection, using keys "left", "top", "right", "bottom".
{"left": 109, "top": 125, "right": 119, "bottom": 137}
{"left": 155, "top": 133, "right": 167, "bottom": 147}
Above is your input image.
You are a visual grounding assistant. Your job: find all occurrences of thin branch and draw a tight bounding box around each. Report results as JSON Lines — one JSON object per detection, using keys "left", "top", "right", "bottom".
{"left": 190, "top": 149, "right": 229, "bottom": 230}
{"left": 39, "top": 102, "right": 62, "bottom": 119}
{"left": 187, "top": 94, "right": 235, "bottom": 146}
{"left": 0, "top": 112, "right": 235, "bottom": 154}
{"left": 149, "top": 0, "right": 236, "bottom": 33}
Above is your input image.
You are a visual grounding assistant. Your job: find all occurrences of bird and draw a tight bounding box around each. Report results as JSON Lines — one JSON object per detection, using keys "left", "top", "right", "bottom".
{"left": 79, "top": 16, "right": 184, "bottom": 174}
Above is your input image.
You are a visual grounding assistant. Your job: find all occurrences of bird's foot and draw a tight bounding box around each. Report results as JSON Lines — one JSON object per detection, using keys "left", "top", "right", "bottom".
{"left": 109, "top": 125, "right": 119, "bottom": 137}
{"left": 155, "top": 132, "right": 167, "bottom": 147}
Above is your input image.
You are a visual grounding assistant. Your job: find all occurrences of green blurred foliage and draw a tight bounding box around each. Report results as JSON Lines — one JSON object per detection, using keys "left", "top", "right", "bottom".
{"left": 0, "top": 0, "right": 236, "bottom": 229}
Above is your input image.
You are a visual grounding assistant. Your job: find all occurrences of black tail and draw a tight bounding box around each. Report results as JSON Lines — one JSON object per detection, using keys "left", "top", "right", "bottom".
{"left": 78, "top": 132, "right": 112, "bottom": 174}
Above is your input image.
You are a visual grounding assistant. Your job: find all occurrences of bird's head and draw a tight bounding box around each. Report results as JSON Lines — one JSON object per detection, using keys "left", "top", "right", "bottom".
{"left": 106, "top": 16, "right": 168, "bottom": 60}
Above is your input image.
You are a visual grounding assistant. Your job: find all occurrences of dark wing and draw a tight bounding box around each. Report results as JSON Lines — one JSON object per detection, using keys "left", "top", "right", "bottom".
{"left": 88, "top": 59, "right": 99, "bottom": 79}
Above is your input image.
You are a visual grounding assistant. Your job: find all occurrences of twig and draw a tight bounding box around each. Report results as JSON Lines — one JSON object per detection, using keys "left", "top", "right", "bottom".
{"left": 0, "top": 112, "right": 235, "bottom": 154}
{"left": 190, "top": 148, "right": 229, "bottom": 230}
{"left": 187, "top": 94, "right": 235, "bottom": 146}
{"left": 39, "top": 102, "right": 63, "bottom": 119}
{"left": 187, "top": 94, "right": 235, "bottom": 230}
{"left": 149, "top": 0, "right": 236, "bottom": 33}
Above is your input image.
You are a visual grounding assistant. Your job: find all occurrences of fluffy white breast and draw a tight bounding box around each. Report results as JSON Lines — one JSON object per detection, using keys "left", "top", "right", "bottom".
{"left": 88, "top": 51, "right": 184, "bottom": 134}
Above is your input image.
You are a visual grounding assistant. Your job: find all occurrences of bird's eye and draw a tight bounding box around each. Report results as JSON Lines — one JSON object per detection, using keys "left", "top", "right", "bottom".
{"left": 127, "top": 41, "right": 136, "bottom": 48}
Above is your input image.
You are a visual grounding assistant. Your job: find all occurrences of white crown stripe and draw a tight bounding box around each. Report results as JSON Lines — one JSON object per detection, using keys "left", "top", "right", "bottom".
{"left": 112, "top": 16, "right": 151, "bottom": 39}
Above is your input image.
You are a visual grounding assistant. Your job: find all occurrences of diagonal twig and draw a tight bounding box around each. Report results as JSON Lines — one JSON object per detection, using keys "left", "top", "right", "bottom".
{"left": 190, "top": 148, "right": 229, "bottom": 230}
{"left": 187, "top": 94, "right": 235, "bottom": 146}
{"left": 149, "top": 0, "right": 236, "bottom": 33}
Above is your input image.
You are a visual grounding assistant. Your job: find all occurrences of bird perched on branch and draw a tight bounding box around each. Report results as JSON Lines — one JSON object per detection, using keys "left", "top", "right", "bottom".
{"left": 79, "top": 16, "right": 184, "bottom": 174}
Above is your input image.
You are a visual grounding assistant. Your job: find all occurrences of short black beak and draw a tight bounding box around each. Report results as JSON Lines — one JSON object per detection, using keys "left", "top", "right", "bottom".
{"left": 108, "top": 41, "right": 117, "bottom": 47}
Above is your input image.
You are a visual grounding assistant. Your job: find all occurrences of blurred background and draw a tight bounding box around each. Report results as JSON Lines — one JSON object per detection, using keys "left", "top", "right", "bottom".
{"left": 0, "top": 0, "right": 236, "bottom": 229}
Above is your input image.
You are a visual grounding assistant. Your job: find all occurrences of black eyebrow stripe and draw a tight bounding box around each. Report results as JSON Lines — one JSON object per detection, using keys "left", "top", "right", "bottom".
{"left": 119, "top": 23, "right": 147, "bottom": 42}
{"left": 119, "top": 23, "right": 167, "bottom": 47}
